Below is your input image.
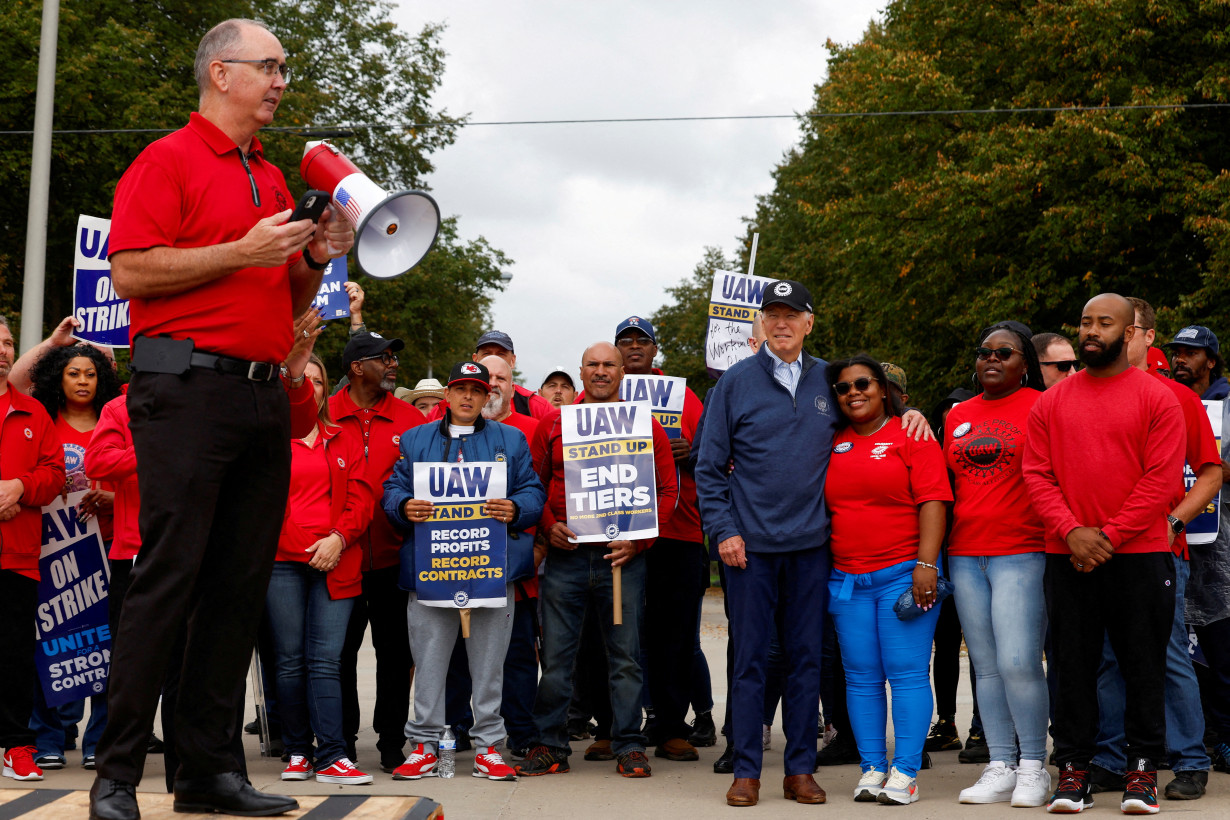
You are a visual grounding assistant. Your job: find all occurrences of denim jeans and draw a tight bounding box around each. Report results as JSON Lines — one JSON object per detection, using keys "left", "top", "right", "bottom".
{"left": 30, "top": 686, "right": 106, "bottom": 758}
{"left": 829, "top": 559, "right": 940, "bottom": 777}
{"left": 1093, "top": 557, "right": 1209, "bottom": 773}
{"left": 951, "top": 552, "right": 1049, "bottom": 763}
{"left": 265, "top": 561, "right": 355, "bottom": 768}
{"left": 533, "top": 544, "right": 647, "bottom": 756}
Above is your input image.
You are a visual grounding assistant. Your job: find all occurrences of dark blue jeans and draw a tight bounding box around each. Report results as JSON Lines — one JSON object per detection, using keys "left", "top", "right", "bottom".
{"left": 533, "top": 544, "right": 647, "bottom": 756}
{"left": 265, "top": 561, "right": 355, "bottom": 768}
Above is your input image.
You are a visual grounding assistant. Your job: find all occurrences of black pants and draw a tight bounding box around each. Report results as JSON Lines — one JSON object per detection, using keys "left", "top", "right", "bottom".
{"left": 1195, "top": 617, "right": 1230, "bottom": 740}
{"left": 96, "top": 369, "right": 290, "bottom": 785}
{"left": 341, "top": 565, "right": 411, "bottom": 761}
{"left": 0, "top": 569, "right": 37, "bottom": 749}
{"left": 645, "top": 539, "right": 706, "bottom": 741}
{"left": 1045, "top": 552, "right": 1174, "bottom": 766}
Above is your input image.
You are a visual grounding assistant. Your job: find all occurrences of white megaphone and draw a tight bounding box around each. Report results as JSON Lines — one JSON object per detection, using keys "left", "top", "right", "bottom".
{"left": 301, "top": 141, "right": 441, "bottom": 279}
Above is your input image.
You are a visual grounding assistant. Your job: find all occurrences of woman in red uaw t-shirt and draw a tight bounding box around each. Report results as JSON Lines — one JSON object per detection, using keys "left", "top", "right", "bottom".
{"left": 944, "top": 323, "right": 1051, "bottom": 807}
{"left": 825, "top": 355, "right": 951, "bottom": 806}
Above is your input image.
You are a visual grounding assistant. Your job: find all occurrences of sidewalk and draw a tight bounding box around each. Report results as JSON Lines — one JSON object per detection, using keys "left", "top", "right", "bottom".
{"left": 4, "top": 590, "right": 1228, "bottom": 818}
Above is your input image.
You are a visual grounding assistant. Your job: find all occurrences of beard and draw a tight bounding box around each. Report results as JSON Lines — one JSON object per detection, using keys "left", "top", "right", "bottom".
{"left": 482, "top": 389, "right": 508, "bottom": 420}
{"left": 1078, "top": 331, "right": 1126, "bottom": 369}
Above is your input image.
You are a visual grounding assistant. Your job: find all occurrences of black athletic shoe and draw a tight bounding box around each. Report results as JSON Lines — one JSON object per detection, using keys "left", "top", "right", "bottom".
{"left": 958, "top": 731, "right": 989, "bottom": 764}
{"left": 1121, "top": 759, "right": 1159, "bottom": 814}
{"left": 1047, "top": 762, "right": 1094, "bottom": 813}
{"left": 923, "top": 717, "right": 962, "bottom": 752}
{"left": 1163, "top": 769, "right": 1206, "bottom": 800}
{"left": 1087, "top": 763, "right": 1123, "bottom": 794}
{"left": 1212, "top": 742, "right": 1230, "bottom": 774}
{"left": 713, "top": 743, "right": 734, "bottom": 774}
{"left": 515, "top": 745, "right": 570, "bottom": 776}
{"left": 688, "top": 711, "right": 717, "bottom": 747}
{"left": 815, "top": 735, "right": 860, "bottom": 767}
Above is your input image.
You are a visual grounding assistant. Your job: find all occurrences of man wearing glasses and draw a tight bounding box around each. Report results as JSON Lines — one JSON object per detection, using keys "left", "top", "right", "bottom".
{"left": 330, "top": 332, "right": 426, "bottom": 775}
{"left": 1031, "top": 332, "right": 1080, "bottom": 389}
{"left": 92, "top": 18, "right": 353, "bottom": 820}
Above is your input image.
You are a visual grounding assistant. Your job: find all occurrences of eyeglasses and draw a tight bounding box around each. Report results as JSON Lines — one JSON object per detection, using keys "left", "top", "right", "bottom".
{"left": 615, "top": 335, "right": 654, "bottom": 347}
{"left": 1040, "top": 359, "right": 1080, "bottom": 373}
{"left": 357, "top": 352, "right": 398, "bottom": 367}
{"left": 220, "top": 59, "right": 291, "bottom": 83}
{"left": 833, "top": 377, "right": 879, "bottom": 396}
{"left": 976, "top": 346, "right": 1022, "bottom": 361}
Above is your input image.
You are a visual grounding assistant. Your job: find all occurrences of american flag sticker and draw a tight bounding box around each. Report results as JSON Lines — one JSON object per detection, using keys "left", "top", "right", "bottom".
{"left": 335, "top": 187, "right": 363, "bottom": 225}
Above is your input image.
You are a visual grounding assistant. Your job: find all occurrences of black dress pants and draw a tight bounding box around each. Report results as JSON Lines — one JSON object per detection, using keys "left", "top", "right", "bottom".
{"left": 645, "top": 538, "right": 706, "bottom": 741}
{"left": 0, "top": 569, "right": 38, "bottom": 749}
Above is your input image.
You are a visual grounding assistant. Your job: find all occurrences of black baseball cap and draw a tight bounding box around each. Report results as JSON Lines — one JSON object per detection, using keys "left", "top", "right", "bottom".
{"left": 615, "top": 315, "right": 656, "bottom": 344}
{"left": 475, "top": 330, "right": 515, "bottom": 353}
{"left": 342, "top": 331, "right": 404, "bottom": 373}
{"left": 447, "top": 361, "right": 490, "bottom": 392}
{"left": 761, "top": 279, "right": 813, "bottom": 313}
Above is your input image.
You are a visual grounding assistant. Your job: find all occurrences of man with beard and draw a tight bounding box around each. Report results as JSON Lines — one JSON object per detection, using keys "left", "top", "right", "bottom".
{"left": 330, "top": 331, "right": 426, "bottom": 772}
{"left": 1022, "top": 293, "right": 1185, "bottom": 814}
{"left": 480, "top": 356, "right": 540, "bottom": 442}
{"left": 1165, "top": 326, "right": 1230, "bottom": 401}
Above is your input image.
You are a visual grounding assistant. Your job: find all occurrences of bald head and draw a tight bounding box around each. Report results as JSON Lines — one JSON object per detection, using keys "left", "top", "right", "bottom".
{"left": 479, "top": 355, "right": 513, "bottom": 420}
{"left": 1083, "top": 293, "right": 1135, "bottom": 325}
{"left": 580, "top": 341, "right": 624, "bottom": 403}
{"left": 1078, "top": 292, "right": 1134, "bottom": 374}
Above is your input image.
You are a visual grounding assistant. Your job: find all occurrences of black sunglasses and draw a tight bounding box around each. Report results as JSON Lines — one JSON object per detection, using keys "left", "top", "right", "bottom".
{"left": 834, "top": 377, "right": 879, "bottom": 396}
{"left": 976, "top": 346, "right": 1022, "bottom": 361}
{"left": 1040, "top": 359, "right": 1079, "bottom": 373}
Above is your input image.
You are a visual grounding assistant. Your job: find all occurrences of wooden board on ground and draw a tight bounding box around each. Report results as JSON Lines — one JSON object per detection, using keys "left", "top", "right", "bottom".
{"left": 0, "top": 790, "right": 441, "bottom": 820}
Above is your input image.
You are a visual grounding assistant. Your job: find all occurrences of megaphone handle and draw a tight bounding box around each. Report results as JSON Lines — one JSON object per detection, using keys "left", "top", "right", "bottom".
{"left": 326, "top": 241, "right": 341, "bottom": 257}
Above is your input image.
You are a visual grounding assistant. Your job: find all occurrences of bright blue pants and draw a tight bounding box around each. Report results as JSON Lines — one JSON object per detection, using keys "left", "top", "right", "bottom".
{"left": 829, "top": 559, "right": 940, "bottom": 777}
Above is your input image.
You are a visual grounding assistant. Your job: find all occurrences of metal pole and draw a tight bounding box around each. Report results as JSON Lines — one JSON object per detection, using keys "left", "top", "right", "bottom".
{"left": 747, "top": 232, "right": 760, "bottom": 278}
{"left": 21, "top": 0, "right": 60, "bottom": 352}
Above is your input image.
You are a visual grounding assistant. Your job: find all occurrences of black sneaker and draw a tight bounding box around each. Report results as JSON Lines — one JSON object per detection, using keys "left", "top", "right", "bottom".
{"left": 1121, "top": 758, "right": 1158, "bottom": 814}
{"left": 713, "top": 743, "right": 734, "bottom": 774}
{"left": 1087, "top": 763, "right": 1123, "bottom": 794}
{"left": 641, "top": 711, "right": 660, "bottom": 747}
{"left": 815, "top": 735, "right": 861, "bottom": 767}
{"left": 1047, "top": 762, "right": 1094, "bottom": 813}
{"left": 958, "top": 731, "right": 990, "bottom": 764}
{"left": 616, "top": 749, "right": 652, "bottom": 778}
{"left": 515, "top": 745, "right": 570, "bottom": 776}
{"left": 1212, "top": 742, "right": 1230, "bottom": 774}
{"left": 566, "top": 718, "right": 594, "bottom": 741}
{"left": 923, "top": 717, "right": 962, "bottom": 752}
{"left": 920, "top": 751, "right": 932, "bottom": 770}
{"left": 147, "top": 734, "right": 166, "bottom": 755}
{"left": 1163, "top": 769, "right": 1206, "bottom": 800}
{"left": 688, "top": 711, "right": 717, "bottom": 747}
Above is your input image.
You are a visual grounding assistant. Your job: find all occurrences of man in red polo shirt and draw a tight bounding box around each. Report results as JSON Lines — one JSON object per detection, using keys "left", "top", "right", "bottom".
{"left": 330, "top": 331, "right": 425, "bottom": 773}
{"left": 91, "top": 18, "right": 354, "bottom": 820}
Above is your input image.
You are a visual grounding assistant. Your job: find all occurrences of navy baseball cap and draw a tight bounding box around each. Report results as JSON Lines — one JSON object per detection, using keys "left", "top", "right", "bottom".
{"left": 447, "top": 361, "right": 490, "bottom": 392}
{"left": 342, "top": 331, "right": 404, "bottom": 372}
{"left": 475, "top": 330, "right": 515, "bottom": 353}
{"left": 761, "top": 279, "right": 813, "bottom": 313}
{"left": 615, "top": 316, "right": 656, "bottom": 344}
{"left": 1163, "top": 326, "right": 1220, "bottom": 356}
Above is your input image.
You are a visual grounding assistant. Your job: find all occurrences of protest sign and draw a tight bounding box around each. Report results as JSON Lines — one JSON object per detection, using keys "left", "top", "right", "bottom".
{"left": 312, "top": 256, "right": 351, "bottom": 320}
{"left": 72, "top": 215, "right": 130, "bottom": 348}
{"left": 619, "top": 375, "right": 686, "bottom": 439}
{"left": 35, "top": 492, "right": 111, "bottom": 707}
{"left": 561, "top": 402, "right": 659, "bottom": 543}
{"left": 1187, "top": 400, "right": 1223, "bottom": 545}
{"left": 412, "top": 462, "right": 508, "bottom": 608}
{"left": 705, "top": 270, "right": 776, "bottom": 377}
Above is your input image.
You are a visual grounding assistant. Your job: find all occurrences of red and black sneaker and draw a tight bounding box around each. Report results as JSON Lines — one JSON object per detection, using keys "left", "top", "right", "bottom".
{"left": 616, "top": 749, "right": 652, "bottom": 778}
{"left": 1047, "top": 762, "right": 1093, "bottom": 813}
{"left": 2, "top": 746, "right": 43, "bottom": 781}
{"left": 1121, "top": 759, "right": 1159, "bottom": 815}
{"left": 515, "top": 745, "right": 570, "bottom": 776}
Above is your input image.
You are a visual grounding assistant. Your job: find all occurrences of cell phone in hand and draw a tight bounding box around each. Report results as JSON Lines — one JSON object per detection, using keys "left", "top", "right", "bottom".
{"left": 288, "top": 190, "right": 331, "bottom": 223}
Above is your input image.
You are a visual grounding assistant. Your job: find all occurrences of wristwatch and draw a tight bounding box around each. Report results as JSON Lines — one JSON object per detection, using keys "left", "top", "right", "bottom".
{"left": 1167, "top": 515, "right": 1186, "bottom": 535}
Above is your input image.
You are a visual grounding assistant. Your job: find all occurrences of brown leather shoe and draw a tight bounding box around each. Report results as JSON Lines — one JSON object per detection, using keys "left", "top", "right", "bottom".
{"left": 655, "top": 737, "right": 700, "bottom": 761}
{"left": 584, "top": 739, "right": 615, "bottom": 761}
{"left": 727, "top": 777, "right": 761, "bottom": 807}
{"left": 783, "top": 773, "right": 827, "bottom": 804}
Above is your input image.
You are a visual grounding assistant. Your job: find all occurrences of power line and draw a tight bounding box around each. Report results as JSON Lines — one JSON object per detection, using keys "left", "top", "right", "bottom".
{"left": 2, "top": 102, "right": 1228, "bottom": 136}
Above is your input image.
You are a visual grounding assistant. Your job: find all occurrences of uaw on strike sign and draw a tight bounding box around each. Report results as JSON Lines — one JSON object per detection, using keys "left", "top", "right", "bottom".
{"left": 619, "top": 375, "right": 686, "bottom": 439}
{"left": 562, "top": 402, "right": 659, "bottom": 542}
{"left": 411, "top": 462, "right": 508, "bottom": 608}
{"left": 73, "top": 215, "right": 130, "bottom": 348}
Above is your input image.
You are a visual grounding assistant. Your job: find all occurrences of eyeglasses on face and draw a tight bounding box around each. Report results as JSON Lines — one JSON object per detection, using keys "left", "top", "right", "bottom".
{"left": 221, "top": 59, "right": 291, "bottom": 82}
{"left": 615, "top": 335, "right": 654, "bottom": 347}
{"left": 1040, "top": 359, "right": 1080, "bottom": 373}
{"left": 976, "top": 346, "right": 1022, "bottom": 361}
{"left": 834, "top": 377, "right": 879, "bottom": 396}
{"left": 358, "top": 352, "right": 398, "bottom": 367}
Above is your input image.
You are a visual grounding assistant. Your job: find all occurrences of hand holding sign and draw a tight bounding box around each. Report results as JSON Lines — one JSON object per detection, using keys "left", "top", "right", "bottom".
{"left": 404, "top": 498, "right": 434, "bottom": 522}
{"left": 604, "top": 540, "right": 637, "bottom": 569}
{"left": 546, "top": 521, "right": 579, "bottom": 550}
{"left": 483, "top": 498, "right": 516, "bottom": 525}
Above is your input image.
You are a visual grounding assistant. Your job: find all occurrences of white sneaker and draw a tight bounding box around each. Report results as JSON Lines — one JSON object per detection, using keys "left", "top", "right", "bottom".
{"left": 1012, "top": 760, "right": 1052, "bottom": 808}
{"left": 877, "top": 766, "right": 919, "bottom": 805}
{"left": 960, "top": 761, "right": 1017, "bottom": 804}
{"left": 854, "top": 767, "right": 887, "bottom": 802}
{"left": 762, "top": 724, "right": 772, "bottom": 751}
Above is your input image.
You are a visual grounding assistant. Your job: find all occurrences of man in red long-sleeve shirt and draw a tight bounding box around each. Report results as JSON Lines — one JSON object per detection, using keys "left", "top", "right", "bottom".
{"left": 518, "top": 342, "right": 677, "bottom": 780}
{"left": 1022, "top": 293, "right": 1185, "bottom": 814}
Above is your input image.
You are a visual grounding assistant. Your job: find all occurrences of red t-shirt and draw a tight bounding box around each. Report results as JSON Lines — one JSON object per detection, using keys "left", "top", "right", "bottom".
{"left": 1155, "top": 372, "right": 1221, "bottom": 558}
{"left": 826, "top": 422, "right": 952, "bottom": 573}
{"left": 109, "top": 112, "right": 300, "bottom": 363}
{"left": 283, "top": 436, "right": 333, "bottom": 550}
{"left": 945, "top": 389, "right": 1046, "bottom": 556}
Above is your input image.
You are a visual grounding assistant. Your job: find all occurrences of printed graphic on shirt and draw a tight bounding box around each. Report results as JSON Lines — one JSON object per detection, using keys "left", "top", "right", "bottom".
{"left": 63, "top": 443, "right": 89, "bottom": 493}
{"left": 950, "top": 418, "right": 1022, "bottom": 485}
{"left": 870, "top": 441, "right": 892, "bottom": 460}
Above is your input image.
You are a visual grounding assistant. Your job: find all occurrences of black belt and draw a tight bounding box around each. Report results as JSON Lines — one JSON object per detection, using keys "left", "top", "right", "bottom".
{"left": 189, "top": 351, "right": 279, "bottom": 382}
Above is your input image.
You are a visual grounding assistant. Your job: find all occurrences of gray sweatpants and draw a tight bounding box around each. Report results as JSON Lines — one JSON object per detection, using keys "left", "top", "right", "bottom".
{"left": 405, "top": 583, "right": 515, "bottom": 749}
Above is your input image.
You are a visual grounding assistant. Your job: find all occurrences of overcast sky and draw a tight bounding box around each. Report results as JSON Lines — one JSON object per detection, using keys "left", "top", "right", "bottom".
{"left": 390, "top": 1, "right": 887, "bottom": 387}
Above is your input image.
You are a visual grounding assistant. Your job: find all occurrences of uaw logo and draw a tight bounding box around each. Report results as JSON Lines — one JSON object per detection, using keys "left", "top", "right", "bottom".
{"left": 63, "top": 443, "right": 87, "bottom": 482}
{"left": 953, "top": 420, "right": 1022, "bottom": 485}
{"left": 392, "top": 435, "right": 401, "bottom": 445}
{"left": 1176, "top": 327, "right": 1200, "bottom": 340}
{"left": 870, "top": 442, "right": 891, "bottom": 460}
{"left": 495, "top": 453, "right": 506, "bottom": 462}
{"left": 605, "top": 523, "right": 620, "bottom": 540}
{"left": 952, "top": 422, "right": 972, "bottom": 439}
{"left": 773, "top": 282, "right": 792, "bottom": 296}
{"left": 453, "top": 591, "right": 470, "bottom": 607}
{"left": 92, "top": 681, "right": 105, "bottom": 694}
{"left": 460, "top": 363, "right": 481, "bottom": 375}
{"left": 337, "top": 458, "right": 345, "bottom": 468}
{"left": 833, "top": 441, "right": 853, "bottom": 454}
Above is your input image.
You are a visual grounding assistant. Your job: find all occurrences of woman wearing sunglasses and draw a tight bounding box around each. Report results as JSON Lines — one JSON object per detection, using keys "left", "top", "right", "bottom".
{"left": 824, "top": 355, "right": 952, "bottom": 805}
{"left": 944, "top": 322, "right": 1051, "bottom": 807}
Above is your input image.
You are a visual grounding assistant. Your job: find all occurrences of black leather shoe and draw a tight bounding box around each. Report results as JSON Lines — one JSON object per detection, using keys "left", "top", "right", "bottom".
{"left": 90, "top": 776, "right": 140, "bottom": 820}
{"left": 713, "top": 743, "right": 734, "bottom": 774}
{"left": 173, "top": 771, "right": 298, "bottom": 816}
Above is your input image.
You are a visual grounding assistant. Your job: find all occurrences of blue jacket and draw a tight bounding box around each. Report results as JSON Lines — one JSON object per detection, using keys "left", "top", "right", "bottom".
{"left": 1203, "top": 377, "right": 1230, "bottom": 401}
{"left": 382, "top": 412, "right": 546, "bottom": 592}
{"left": 694, "top": 345, "right": 839, "bottom": 553}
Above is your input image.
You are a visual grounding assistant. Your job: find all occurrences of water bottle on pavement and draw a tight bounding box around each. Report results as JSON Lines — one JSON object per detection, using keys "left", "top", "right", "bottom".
{"left": 438, "top": 728, "right": 456, "bottom": 778}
